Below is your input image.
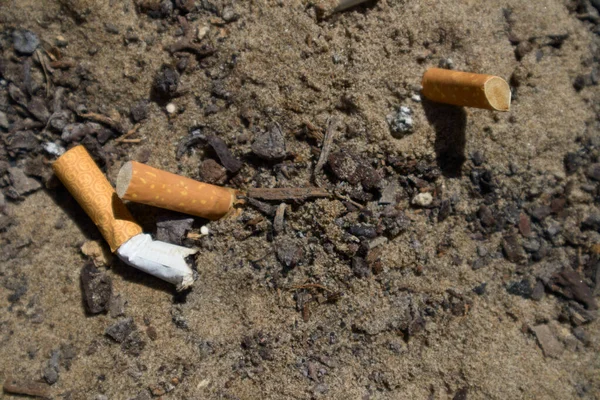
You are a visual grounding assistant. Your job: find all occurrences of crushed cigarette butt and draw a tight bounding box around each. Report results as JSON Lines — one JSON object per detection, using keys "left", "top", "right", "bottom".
{"left": 422, "top": 68, "right": 511, "bottom": 111}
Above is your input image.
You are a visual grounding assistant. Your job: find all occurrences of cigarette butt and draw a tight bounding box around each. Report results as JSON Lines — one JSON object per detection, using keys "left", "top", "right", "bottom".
{"left": 421, "top": 68, "right": 511, "bottom": 111}
{"left": 116, "top": 161, "right": 237, "bottom": 220}
{"left": 52, "top": 146, "right": 142, "bottom": 252}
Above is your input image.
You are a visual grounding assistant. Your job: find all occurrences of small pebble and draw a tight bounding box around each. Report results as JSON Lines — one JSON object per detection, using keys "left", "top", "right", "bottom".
{"left": 42, "top": 142, "right": 66, "bottom": 156}
{"left": 13, "top": 29, "right": 39, "bottom": 55}
{"left": 200, "top": 226, "right": 209, "bottom": 235}
{"left": 412, "top": 192, "right": 433, "bottom": 207}
{"left": 387, "top": 106, "right": 414, "bottom": 138}
{"left": 55, "top": 35, "right": 68, "bottom": 47}
{"left": 197, "top": 26, "right": 210, "bottom": 41}
{"left": 166, "top": 103, "right": 177, "bottom": 114}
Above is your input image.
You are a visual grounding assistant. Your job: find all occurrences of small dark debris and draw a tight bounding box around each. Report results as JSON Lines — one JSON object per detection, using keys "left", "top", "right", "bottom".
{"left": 42, "top": 349, "right": 61, "bottom": 385}
{"left": 582, "top": 214, "right": 600, "bottom": 232}
{"left": 199, "top": 159, "right": 227, "bottom": 184}
{"left": 473, "top": 283, "right": 487, "bottom": 296}
{"left": 453, "top": 388, "right": 468, "bottom": 400}
{"left": 205, "top": 135, "right": 243, "bottom": 173}
{"left": 13, "top": 29, "right": 39, "bottom": 55}
{"left": 156, "top": 214, "right": 194, "bottom": 246}
{"left": 251, "top": 125, "right": 286, "bottom": 161}
{"left": 327, "top": 151, "right": 382, "bottom": 190}
{"left": 105, "top": 318, "right": 136, "bottom": 343}
{"left": 506, "top": 279, "right": 533, "bottom": 299}
{"left": 130, "top": 100, "right": 149, "bottom": 123}
{"left": 81, "top": 263, "right": 112, "bottom": 314}
{"left": 276, "top": 239, "right": 304, "bottom": 270}
{"left": 351, "top": 257, "right": 371, "bottom": 278}
{"left": 586, "top": 163, "right": 600, "bottom": 182}
{"left": 121, "top": 331, "right": 146, "bottom": 356}
{"left": 153, "top": 66, "right": 180, "bottom": 100}
{"left": 502, "top": 234, "right": 526, "bottom": 264}
{"left": 477, "top": 205, "right": 495, "bottom": 228}
{"left": 549, "top": 269, "right": 597, "bottom": 310}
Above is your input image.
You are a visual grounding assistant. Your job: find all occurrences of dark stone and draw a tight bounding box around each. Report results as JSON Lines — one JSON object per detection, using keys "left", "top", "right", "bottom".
{"left": 42, "top": 349, "right": 61, "bottom": 385}
{"left": 380, "top": 208, "right": 410, "bottom": 238}
{"left": 8, "top": 83, "right": 28, "bottom": 107}
{"left": 549, "top": 269, "right": 597, "bottom": 310}
{"left": 5, "top": 130, "right": 38, "bottom": 154}
{"left": 81, "top": 263, "right": 112, "bottom": 314}
{"left": 153, "top": 66, "right": 179, "bottom": 99}
{"left": 327, "top": 151, "right": 382, "bottom": 190}
{"left": 471, "top": 151, "right": 485, "bottom": 166}
{"left": 199, "top": 159, "right": 227, "bottom": 184}
{"left": 276, "top": 239, "right": 304, "bottom": 270}
{"left": 105, "top": 318, "right": 136, "bottom": 343}
{"left": 438, "top": 200, "right": 451, "bottom": 222}
{"left": 121, "top": 331, "right": 146, "bottom": 356}
{"left": 531, "top": 280, "right": 545, "bottom": 301}
{"left": 473, "top": 283, "right": 487, "bottom": 296}
{"left": 518, "top": 213, "right": 532, "bottom": 237}
{"left": 13, "top": 29, "right": 40, "bottom": 55}
{"left": 502, "top": 234, "right": 526, "bottom": 264}
{"left": 586, "top": 163, "right": 600, "bottom": 182}
{"left": 104, "top": 23, "right": 120, "bottom": 34}
{"left": 27, "top": 97, "right": 50, "bottom": 123}
{"left": 530, "top": 205, "right": 551, "bottom": 222}
{"left": 453, "top": 388, "right": 468, "bottom": 400}
{"left": 564, "top": 152, "right": 581, "bottom": 174}
{"left": 352, "top": 257, "right": 371, "bottom": 278}
{"left": 251, "top": 125, "right": 286, "bottom": 161}
{"left": 470, "top": 168, "right": 494, "bottom": 194}
{"left": 506, "top": 279, "right": 533, "bottom": 298}
{"left": 477, "top": 205, "right": 495, "bottom": 227}
{"left": 61, "top": 123, "right": 90, "bottom": 142}
{"left": 582, "top": 214, "right": 600, "bottom": 232}
{"left": 349, "top": 225, "right": 378, "bottom": 239}
{"left": 156, "top": 214, "right": 194, "bottom": 246}
{"left": 205, "top": 135, "right": 243, "bottom": 173}
{"left": 130, "top": 100, "right": 149, "bottom": 123}
{"left": 8, "top": 167, "right": 41, "bottom": 196}
{"left": 49, "top": 110, "right": 73, "bottom": 132}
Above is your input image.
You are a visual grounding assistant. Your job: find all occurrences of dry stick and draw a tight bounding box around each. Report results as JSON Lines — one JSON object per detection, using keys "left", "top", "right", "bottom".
{"left": 274, "top": 203, "right": 286, "bottom": 235}
{"left": 78, "top": 112, "right": 126, "bottom": 134}
{"left": 247, "top": 187, "right": 330, "bottom": 201}
{"left": 3, "top": 376, "right": 50, "bottom": 399}
{"left": 313, "top": 117, "right": 336, "bottom": 185}
{"left": 422, "top": 68, "right": 511, "bottom": 111}
{"left": 115, "top": 124, "right": 141, "bottom": 143}
{"left": 35, "top": 49, "right": 50, "bottom": 97}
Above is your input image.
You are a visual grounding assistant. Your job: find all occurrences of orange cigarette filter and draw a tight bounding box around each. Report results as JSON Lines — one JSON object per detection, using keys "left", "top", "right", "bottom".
{"left": 52, "top": 146, "right": 143, "bottom": 252}
{"left": 422, "top": 68, "right": 511, "bottom": 112}
{"left": 117, "top": 161, "right": 237, "bottom": 220}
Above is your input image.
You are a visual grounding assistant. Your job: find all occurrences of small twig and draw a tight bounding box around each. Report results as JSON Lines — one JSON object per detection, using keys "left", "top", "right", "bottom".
{"left": 35, "top": 49, "right": 50, "bottom": 97}
{"left": 3, "top": 376, "right": 50, "bottom": 399}
{"left": 313, "top": 117, "right": 336, "bottom": 184}
{"left": 115, "top": 124, "right": 141, "bottom": 143}
{"left": 334, "top": 191, "right": 365, "bottom": 209}
{"left": 78, "top": 112, "right": 126, "bottom": 134}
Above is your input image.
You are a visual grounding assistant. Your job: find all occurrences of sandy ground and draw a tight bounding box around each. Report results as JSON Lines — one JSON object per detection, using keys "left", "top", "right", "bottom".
{"left": 1, "top": 0, "right": 600, "bottom": 399}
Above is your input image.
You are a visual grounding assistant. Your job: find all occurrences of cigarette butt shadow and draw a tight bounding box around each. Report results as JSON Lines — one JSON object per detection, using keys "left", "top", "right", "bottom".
{"left": 46, "top": 185, "right": 103, "bottom": 242}
{"left": 422, "top": 98, "right": 467, "bottom": 178}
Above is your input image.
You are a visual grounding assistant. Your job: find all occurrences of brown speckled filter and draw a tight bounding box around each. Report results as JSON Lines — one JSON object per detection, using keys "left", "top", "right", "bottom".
{"left": 422, "top": 68, "right": 511, "bottom": 111}
{"left": 116, "top": 161, "right": 237, "bottom": 220}
{"left": 52, "top": 146, "right": 142, "bottom": 252}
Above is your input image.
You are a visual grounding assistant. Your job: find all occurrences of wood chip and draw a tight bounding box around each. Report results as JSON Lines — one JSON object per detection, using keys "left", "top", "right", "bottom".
{"left": 274, "top": 203, "right": 286, "bottom": 235}
{"left": 313, "top": 117, "right": 336, "bottom": 184}
{"left": 247, "top": 187, "right": 330, "bottom": 201}
{"left": 3, "top": 376, "right": 51, "bottom": 398}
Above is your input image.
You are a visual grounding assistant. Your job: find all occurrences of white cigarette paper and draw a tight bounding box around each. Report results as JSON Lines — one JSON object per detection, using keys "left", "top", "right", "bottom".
{"left": 117, "top": 234, "right": 197, "bottom": 291}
